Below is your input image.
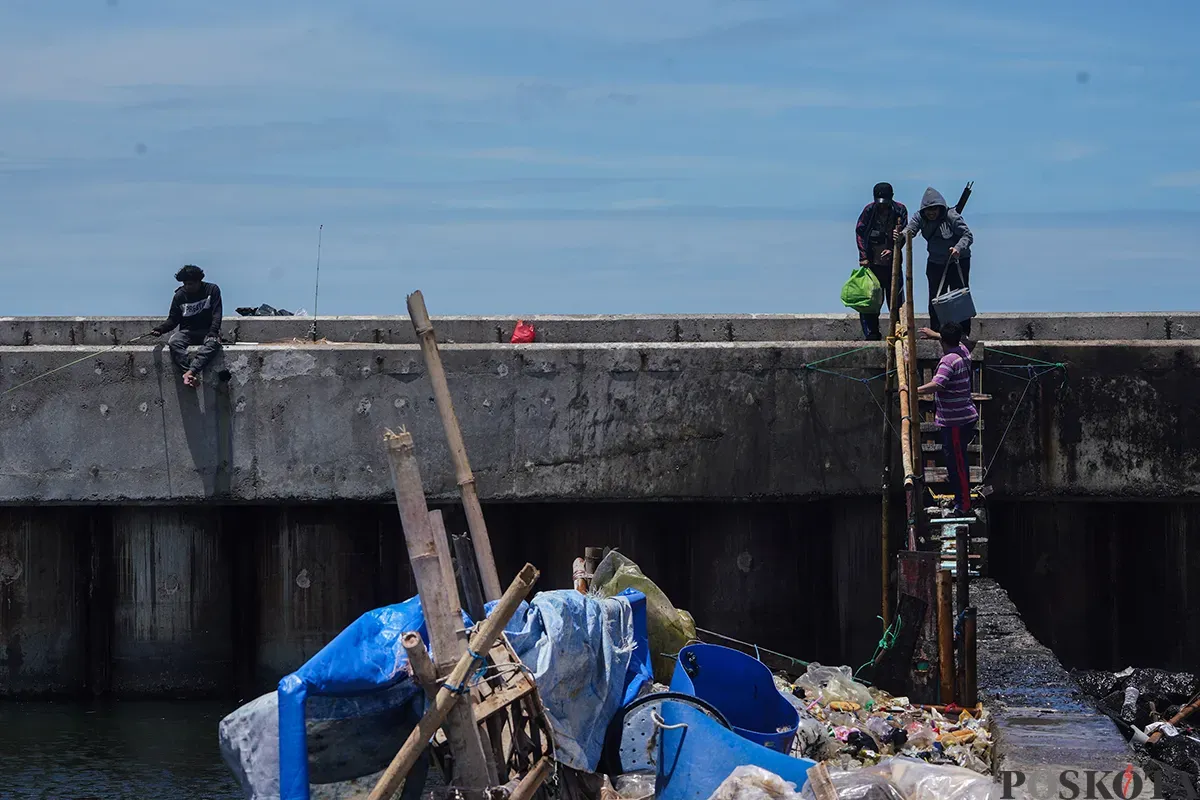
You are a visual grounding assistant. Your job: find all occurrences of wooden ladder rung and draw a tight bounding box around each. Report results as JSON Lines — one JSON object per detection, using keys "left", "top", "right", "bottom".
{"left": 921, "top": 442, "right": 983, "bottom": 453}
{"left": 918, "top": 393, "right": 991, "bottom": 402}
{"left": 924, "top": 466, "right": 984, "bottom": 484}
{"left": 922, "top": 420, "right": 984, "bottom": 433}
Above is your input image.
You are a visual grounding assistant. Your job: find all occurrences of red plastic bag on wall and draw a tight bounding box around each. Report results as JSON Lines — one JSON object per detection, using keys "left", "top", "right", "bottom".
{"left": 510, "top": 320, "right": 536, "bottom": 343}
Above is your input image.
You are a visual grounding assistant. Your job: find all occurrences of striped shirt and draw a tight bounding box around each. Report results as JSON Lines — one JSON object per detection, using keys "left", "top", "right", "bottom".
{"left": 931, "top": 344, "right": 979, "bottom": 428}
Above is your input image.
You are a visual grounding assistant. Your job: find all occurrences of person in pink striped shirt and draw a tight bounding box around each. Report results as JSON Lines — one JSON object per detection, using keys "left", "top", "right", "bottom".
{"left": 917, "top": 321, "right": 979, "bottom": 513}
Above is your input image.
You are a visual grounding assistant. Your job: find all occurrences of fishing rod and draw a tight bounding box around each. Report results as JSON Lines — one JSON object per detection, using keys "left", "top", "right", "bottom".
{"left": 1, "top": 332, "right": 155, "bottom": 396}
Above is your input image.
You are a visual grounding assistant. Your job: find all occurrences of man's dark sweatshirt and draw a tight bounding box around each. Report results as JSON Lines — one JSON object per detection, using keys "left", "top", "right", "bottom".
{"left": 153, "top": 282, "right": 223, "bottom": 338}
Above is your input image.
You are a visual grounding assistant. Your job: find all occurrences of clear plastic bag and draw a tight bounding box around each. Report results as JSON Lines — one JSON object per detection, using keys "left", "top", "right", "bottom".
{"left": 613, "top": 772, "right": 656, "bottom": 800}
{"left": 794, "top": 664, "right": 874, "bottom": 709}
{"left": 709, "top": 765, "right": 805, "bottom": 800}
{"left": 800, "top": 757, "right": 1012, "bottom": 800}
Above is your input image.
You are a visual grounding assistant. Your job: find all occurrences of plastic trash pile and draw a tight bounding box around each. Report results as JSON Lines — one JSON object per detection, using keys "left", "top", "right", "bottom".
{"left": 1074, "top": 666, "right": 1200, "bottom": 800}
{"left": 779, "top": 664, "right": 992, "bottom": 775}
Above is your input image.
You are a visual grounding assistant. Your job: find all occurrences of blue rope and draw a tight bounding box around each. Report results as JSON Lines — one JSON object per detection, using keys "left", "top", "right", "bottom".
{"left": 440, "top": 647, "right": 489, "bottom": 694}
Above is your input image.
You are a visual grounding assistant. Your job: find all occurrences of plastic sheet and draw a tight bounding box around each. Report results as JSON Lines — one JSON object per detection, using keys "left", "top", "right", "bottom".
{"left": 591, "top": 551, "right": 697, "bottom": 683}
{"left": 277, "top": 595, "right": 437, "bottom": 800}
{"left": 504, "top": 589, "right": 651, "bottom": 772}
{"left": 799, "top": 757, "right": 1007, "bottom": 800}
{"left": 708, "top": 766, "right": 806, "bottom": 800}
{"left": 273, "top": 589, "right": 649, "bottom": 800}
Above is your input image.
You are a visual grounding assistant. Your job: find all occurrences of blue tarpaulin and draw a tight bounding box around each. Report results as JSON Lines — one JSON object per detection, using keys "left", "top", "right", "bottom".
{"left": 277, "top": 589, "right": 651, "bottom": 800}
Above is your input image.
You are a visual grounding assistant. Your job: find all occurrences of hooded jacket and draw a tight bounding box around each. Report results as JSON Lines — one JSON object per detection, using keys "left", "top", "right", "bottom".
{"left": 902, "top": 187, "right": 972, "bottom": 265}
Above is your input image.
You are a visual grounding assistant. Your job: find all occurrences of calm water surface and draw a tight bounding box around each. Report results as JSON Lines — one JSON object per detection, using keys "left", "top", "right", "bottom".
{"left": 0, "top": 701, "right": 243, "bottom": 800}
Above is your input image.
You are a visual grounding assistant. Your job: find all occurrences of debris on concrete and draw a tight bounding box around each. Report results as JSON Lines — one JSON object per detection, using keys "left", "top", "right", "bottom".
{"left": 236, "top": 304, "right": 305, "bottom": 316}
{"left": 1074, "top": 666, "right": 1200, "bottom": 800}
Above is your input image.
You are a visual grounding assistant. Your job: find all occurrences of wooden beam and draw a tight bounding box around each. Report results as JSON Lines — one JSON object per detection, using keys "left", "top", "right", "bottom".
{"left": 937, "top": 569, "right": 955, "bottom": 705}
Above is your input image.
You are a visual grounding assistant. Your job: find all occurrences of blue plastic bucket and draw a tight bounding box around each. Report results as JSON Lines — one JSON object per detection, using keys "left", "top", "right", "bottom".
{"left": 668, "top": 643, "right": 799, "bottom": 752}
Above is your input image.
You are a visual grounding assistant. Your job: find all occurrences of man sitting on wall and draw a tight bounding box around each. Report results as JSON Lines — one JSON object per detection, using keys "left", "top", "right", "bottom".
{"left": 916, "top": 321, "right": 979, "bottom": 514}
{"left": 150, "top": 265, "right": 223, "bottom": 387}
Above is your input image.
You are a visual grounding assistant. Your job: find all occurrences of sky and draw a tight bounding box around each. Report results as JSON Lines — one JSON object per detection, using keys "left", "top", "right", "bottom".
{"left": 2, "top": 0, "right": 1199, "bottom": 316}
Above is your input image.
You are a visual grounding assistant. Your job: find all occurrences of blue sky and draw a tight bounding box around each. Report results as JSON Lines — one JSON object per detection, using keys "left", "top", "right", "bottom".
{"left": 2, "top": 0, "right": 1198, "bottom": 316}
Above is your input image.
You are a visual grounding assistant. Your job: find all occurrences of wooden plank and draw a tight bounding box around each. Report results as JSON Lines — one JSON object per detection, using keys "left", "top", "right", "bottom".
{"left": 918, "top": 392, "right": 991, "bottom": 402}
{"left": 924, "top": 467, "right": 984, "bottom": 484}
{"left": 473, "top": 680, "right": 537, "bottom": 723}
{"left": 922, "top": 442, "right": 983, "bottom": 453}
{"left": 923, "top": 421, "right": 984, "bottom": 433}
{"left": 897, "top": 551, "right": 939, "bottom": 704}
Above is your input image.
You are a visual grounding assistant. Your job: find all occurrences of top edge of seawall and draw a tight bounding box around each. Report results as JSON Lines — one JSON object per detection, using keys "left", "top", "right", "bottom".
{"left": 2, "top": 313, "right": 1199, "bottom": 346}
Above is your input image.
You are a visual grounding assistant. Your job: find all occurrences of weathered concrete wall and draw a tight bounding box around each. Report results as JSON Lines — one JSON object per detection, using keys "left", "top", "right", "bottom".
{"left": 2, "top": 334, "right": 1199, "bottom": 502}
{"left": 6, "top": 312, "right": 1200, "bottom": 346}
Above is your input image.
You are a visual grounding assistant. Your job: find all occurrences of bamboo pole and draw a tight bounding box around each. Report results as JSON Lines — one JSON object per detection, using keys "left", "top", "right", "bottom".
{"left": 407, "top": 290, "right": 503, "bottom": 602}
{"left": 508, "top": 756, "right": 553, "bottom": 800}
{"left": 429, "top": 510, "right": 462, "bottom": 612}
{"left": 403, "top": 631, "right": 438, "bottom": 699}
{"left": 937, "top": 569, "right": 956, "bottom": 705}
{"left": 369, "top": 564, "right": 541, "bottom": 800}
{"left": 880, "top": 241, "right": 904, "bottom": 626}
{"left": 895, "top": 338, "right": 916, "bottom": 486}
{"left": 904, "top": 236, "right": 922, "bottom": 549}
{"left": 383, "top": 428, "right": 491, "bottom": 791}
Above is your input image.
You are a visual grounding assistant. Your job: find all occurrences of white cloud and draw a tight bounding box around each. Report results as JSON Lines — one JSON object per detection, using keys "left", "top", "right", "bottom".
{"left": 1153, "top": 171, "right": 1200, "bottom": 188}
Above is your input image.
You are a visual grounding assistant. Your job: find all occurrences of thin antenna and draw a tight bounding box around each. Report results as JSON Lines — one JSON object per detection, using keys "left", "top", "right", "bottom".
{"left": 310, "top": 224, "right": 323, "bottom": 342}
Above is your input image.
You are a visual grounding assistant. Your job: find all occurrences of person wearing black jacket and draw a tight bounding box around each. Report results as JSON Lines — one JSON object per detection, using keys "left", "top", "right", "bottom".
{"left": 150, "top": 265, "right": 223, "bottom": 387}
{"left": 854, "top": 182, "right": 908, "bottom": 341}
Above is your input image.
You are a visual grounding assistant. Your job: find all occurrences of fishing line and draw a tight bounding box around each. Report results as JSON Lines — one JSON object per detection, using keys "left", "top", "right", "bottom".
{"left": 1, "top": 333, "right": 154, "bottom": 396}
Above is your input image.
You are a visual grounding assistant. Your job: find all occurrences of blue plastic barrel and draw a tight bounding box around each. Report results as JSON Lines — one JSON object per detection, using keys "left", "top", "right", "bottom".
{"left": 656, "top": 698, "right": 815, "bottom": 800}
{"left": 668, "top": 643, "right": 799, "bottom": 752}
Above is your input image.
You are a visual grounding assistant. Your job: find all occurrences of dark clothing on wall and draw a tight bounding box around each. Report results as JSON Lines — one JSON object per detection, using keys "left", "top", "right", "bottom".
{"left": 168, "top": 329, "right": 221, "bottom": 374}
{"left": 855, "top": 200, "right": 908, "bottom": 340}
{"left": 926, "top": 257, "right": 971, "bottom": 336}
{"left": 153, "top": 282, "right": 223, "bottom": 338}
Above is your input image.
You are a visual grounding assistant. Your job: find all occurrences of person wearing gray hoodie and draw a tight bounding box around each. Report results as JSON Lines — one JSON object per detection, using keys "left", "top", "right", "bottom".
{"left": 896, "top": 187, "right": 974, "bottom": 335}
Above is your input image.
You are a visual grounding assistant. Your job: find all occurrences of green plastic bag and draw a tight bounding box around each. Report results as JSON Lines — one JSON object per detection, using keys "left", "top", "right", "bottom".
{"left": 590, "top": 551, "right": 696, "bottom": 684}
{"left": 840, "top": 266, "right": 883, "bottom": 313}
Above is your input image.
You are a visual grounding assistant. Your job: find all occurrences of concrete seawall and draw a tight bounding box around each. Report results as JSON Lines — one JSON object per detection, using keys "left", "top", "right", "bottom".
{"left": 3, "top": 314, "right": 1200, "bottom": 503}
{"left": 1, "top": 313, "right": 1197, "bottom": 699}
